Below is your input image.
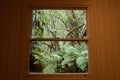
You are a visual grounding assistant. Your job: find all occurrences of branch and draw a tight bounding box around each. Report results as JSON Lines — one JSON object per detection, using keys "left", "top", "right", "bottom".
{"left": 41, "top": 42, "right": 56, "bottom": 52}
{"left": 66, "top": 24, "right": 85, "bottom": 38}
{"left": 54, "top": 15, "right": 68, "bottom": 27}
{"left": 44, "top": 18, "right": 56, "bottom": 38}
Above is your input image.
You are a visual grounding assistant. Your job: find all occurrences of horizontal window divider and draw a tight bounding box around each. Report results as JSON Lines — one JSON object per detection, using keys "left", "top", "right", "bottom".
{"left": 30, "top": 38, "right": 88, "bottom": 41}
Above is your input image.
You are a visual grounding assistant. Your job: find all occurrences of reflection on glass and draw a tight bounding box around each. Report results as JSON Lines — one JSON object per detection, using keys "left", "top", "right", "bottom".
{"left": 30, "top": 41, "right": 88, "bottom": 73}
{"left": 32, "top": 10, "right": 87, "bottom": 38}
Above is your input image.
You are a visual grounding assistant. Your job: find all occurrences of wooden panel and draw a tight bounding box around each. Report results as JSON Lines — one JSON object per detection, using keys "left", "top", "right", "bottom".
{"left": 28, "top": 0, "right": 90, "bottom": 8}
{"left": 7, "top": 0, "right": 22, "bottom": 80}
{"left": 116, "top": 0, "right": 120, "bottom": 79}
{"left": 94, "top": 0, "right": 120, "bottom": 80}
{"left": 0, "top": 0, "right": 22, "bottom": 80}
{"left": 96, "top": 0, "right": 112, "bottom": 79}
{"left": 23, "top": 0, "right": 90, "bottom": 11}
{"left": 0, "top": 0, "right": 10, "bottom": 80}
{"left": 0, "top": 0, "right": 120, "bottom": 80}
{"left": 88, "top": 0, "right": 98, "bottom": 80}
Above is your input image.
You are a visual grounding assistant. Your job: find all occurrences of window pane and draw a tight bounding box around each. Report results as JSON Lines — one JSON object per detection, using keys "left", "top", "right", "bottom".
{"left": 32, "top": 10, "right": 87, "bottom": 38}
{"left": 29, "top": 41, "right": 88, "bottom": 73}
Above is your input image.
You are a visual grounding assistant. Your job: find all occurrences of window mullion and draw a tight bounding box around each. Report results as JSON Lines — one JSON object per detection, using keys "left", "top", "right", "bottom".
{"left": 30, "top": 38, "right": 88, "bottom": 41}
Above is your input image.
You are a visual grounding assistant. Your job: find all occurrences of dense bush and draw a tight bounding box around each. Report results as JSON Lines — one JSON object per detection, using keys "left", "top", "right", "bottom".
{"left": 31, "top": 41, "right": 88, "bottom": 73}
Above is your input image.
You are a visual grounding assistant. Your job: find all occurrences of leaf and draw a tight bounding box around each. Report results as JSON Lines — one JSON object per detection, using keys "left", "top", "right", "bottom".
{"left": 43, "top": 64, "right": 56, "bottom": 73}
{"left": 51, "top": 54, "right": 61, "bottom": 61}
{"left": 33, "top": 60, "right": 40, "bottom": 64}
{"left": 61, "top": 58, "right": 74, "bottom": 68}
{"left": 76, "top": 57, "right": 88, "bottom": 71}
{"left": 81, "top": 50, "right": 88, "bottom": 57}
{"left": 63, "top": 45, "right": 79, "bottom": 59}
{"left": 61, "top": 58, "right": 70, "bottom": 68}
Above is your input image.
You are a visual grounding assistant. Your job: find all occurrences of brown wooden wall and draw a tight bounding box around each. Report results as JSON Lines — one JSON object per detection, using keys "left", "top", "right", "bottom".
{"left": 0, "top": 0, "right": 120, "bottom": 80}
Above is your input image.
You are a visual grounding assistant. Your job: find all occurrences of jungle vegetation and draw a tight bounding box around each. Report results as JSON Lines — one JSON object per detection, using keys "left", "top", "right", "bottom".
{"left": 30, "top": 10, "right": 88, "bottom": 73}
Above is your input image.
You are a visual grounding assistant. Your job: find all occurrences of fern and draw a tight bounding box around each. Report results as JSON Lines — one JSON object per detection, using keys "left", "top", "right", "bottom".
{"left": 76, "top": 57, "right": 88, "bottom": 71}
{"left": 43, "top": 64, "right": 56, "bottom": 73}
{"left": 32, "top": 41, "right": 88, "bottom": 73}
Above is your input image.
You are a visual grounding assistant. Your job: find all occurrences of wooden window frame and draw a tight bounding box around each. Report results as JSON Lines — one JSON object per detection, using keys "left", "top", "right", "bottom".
{"left": 20, "top": 0, "right": 98, "bottom": 80}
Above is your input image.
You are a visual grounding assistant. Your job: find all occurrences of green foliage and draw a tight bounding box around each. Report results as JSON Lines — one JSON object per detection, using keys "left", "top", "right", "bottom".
{"left": 32, "top": 25, "right": 43, "bottom": 38}
{"left": 58, "top": 44, "right": 88, "bottom": 71}
{"left": 31, "top": 41, "right": 88, "bottom": 73}
{"left": 43, "top": 64, "right": 56, "bottom": 73}
{"left": 76, "top": 57, "right": 88, "bottom": 71}
{"left": 30, "top": 10, "right": 88, "bottom": 73}
{"left": 32, "top": 10, "right": 86, "bottom": 38}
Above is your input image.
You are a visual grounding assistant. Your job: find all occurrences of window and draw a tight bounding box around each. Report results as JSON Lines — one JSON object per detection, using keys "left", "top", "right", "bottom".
{"left": 20, "top": 0, "right": 98, "bottom": 80}
{"left": 30, "top": 10, "right": 88, "bottom": 74}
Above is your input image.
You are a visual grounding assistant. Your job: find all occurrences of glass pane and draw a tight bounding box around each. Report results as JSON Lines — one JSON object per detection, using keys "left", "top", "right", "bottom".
{"left": 29, "top": 41, "right": 88, "bottom": 73}
{"left": 32, "top": 10, "right": 87, "bottom": 38}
